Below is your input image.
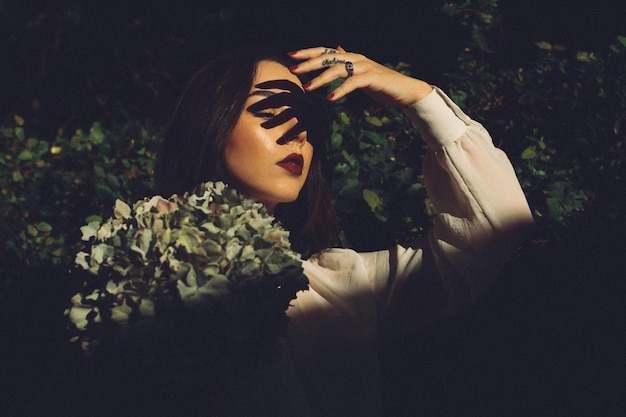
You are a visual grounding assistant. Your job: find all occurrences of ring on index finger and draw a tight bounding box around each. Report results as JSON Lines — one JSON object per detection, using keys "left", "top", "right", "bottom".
{"left": 345, "top": 61, "right": 355, "bottom": 77}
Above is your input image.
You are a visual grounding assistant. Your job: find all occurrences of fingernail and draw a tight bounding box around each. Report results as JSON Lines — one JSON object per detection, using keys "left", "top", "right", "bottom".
{"left": 289, "top": 65, "right": 298, "bottom": 72}
{"left": 302, "top": 81, "right": 311, "bottom": 89}
{"left": 287, "top": 51, "right": 297, "bottom": 56}
{"left": 326, "top": 93, "right": 335, "bottom": 101}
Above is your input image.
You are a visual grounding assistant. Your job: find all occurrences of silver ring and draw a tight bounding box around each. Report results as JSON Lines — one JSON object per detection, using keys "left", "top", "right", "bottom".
{"left": 345, "top": 61, "right": 354, "bottom": 77}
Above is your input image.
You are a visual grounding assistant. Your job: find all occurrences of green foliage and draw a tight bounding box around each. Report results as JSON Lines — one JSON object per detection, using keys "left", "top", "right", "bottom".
{"left": 0, "top": 117, "right": 161, "bottom": 266}
{"left": 326, "top": 0, "right": 625, "bottom": 248}
{"left": 440, "top": 0, "right": 625, "bottom": 233}
{"left": 325, "top": 70, "right": 432, "bottom": 251}
{"left": 440, "top": 0, "right": 500, "bottom": 54}
{"left": 2, "top": 0, "right": 624, "bottom": 272}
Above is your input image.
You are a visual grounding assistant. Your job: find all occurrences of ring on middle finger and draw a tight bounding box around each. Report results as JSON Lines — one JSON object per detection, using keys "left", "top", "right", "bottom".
{"left": 345, "top": 61, "right": 354, "bottom": 78}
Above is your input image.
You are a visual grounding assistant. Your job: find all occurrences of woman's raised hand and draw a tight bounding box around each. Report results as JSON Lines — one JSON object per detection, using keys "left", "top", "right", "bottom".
{"left": 288, "top": 46, "right": 433, "bottom": 107}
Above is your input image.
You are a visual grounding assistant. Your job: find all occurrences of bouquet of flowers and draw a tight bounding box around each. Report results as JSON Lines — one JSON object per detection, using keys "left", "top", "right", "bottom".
{"left": 65, "top": 181, "right": 308, "bottom": 380}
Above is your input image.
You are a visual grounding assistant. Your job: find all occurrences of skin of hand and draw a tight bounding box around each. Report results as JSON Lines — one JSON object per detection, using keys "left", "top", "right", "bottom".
{"left": 288, "top": 46, "right": 434, "bottom": 107}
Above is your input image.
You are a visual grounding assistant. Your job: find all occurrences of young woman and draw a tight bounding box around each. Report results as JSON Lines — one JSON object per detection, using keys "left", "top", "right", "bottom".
{"left": 156, "top": 45, "right": 534, "bottom": 416}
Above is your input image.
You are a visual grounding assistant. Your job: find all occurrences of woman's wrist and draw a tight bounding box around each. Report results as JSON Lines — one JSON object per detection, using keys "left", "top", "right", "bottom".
{"left": 403, "top": 79, "right": 435, "bottom": 107}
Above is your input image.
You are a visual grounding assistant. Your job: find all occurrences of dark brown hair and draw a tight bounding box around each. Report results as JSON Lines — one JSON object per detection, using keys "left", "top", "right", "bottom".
{"left": 155, "top": 45, "right": 339, "bottom": 256}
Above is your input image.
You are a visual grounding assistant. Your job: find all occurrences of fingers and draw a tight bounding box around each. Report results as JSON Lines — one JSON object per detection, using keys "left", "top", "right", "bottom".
{"left": 289, "top": 45, "right": 359, "bottom": 76}
{"left": 289, "top": 47, "right": 372, "bottom": 101}
{"left": 325, "top": 76, "right": 367, "bottom": 102}
{"left": 289, "top": 45, "right": 433, "bottom": 107}
{"left": 288, "top": 46, "right": 342, "bottom": 60}
{"left": 304, "top": 63, "right": 363, "bottom": 101}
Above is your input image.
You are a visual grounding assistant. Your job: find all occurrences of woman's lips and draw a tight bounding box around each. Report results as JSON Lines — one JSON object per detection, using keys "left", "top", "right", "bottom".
{"left": 277, "top": 153, "right": 304, "bottom": 175}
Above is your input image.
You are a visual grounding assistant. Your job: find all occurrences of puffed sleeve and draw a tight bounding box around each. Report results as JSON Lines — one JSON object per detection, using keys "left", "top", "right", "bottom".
{"left": 362, "top": 87, "right": 534, "bottom": 336}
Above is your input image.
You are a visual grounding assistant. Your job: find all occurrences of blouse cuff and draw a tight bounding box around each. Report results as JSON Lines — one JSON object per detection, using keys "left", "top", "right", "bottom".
{"left": 402, "top": 86, "right": 472, "bottom": 149}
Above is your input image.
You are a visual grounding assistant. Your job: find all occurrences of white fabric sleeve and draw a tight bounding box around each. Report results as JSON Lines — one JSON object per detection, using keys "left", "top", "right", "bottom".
{"left": 283, "top": 87, "right": 533, "bottom": 413}
{"left": 361, "top": 87, "right": 534, "bottom": 335}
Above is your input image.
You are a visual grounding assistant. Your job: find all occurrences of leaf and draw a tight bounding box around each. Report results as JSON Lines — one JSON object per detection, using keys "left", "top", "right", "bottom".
{"left": 366, "top": 116, "right": 383, "bottom": 127}
{"left": 0, "top": 127, "right": 14, "bottom": 138}
{"left": 94, "top": 164, "right": 105, "bottom": 177}
{"left": 26, "top": 137, "right": 38, "bottom": 148}
{"left": 14, "top": 115, "right": 25, "bottom": 126}
{"left": 373, "top": 210, "right": 388, "bottom": 222}
{"left": 521, "top": 146, "right": 537, "bottom": 160}
{"left": 85, "top": 215, "right": 103, "bottom": 223}
{"left": 363, "top": 189, "right": 381, "bottom": 210}
{"left": 114, "top": 200, "right": 132, "bottom": 219}
{"left": 107, "top": 173, "right": 120, "bottom": 187}
{"left": 339, "top": 178, "right": 361, "bottom": 196}
{"left": 15, "top": 127, "right": 25, "bottom": 141}
{"left": 423, "top": 197, "right": 435, "bottom": 217}
{"left": 27, "top": 224, "right": 38, "bottom": 237}
{"left": 89, "top": 122, "right": 105, "bottom": 144}
{"left": 407, "top": 182, "right": 424, "bottom": 195}
{"left": 535, "top": 41, "right": 552, "bottom": 51}
{"left": 331, "top": 132, "right": 343, "bottom": 149}
{"left": 131, "top": 229, "right": 153, "bottom": 260}
{"left": 341, "top": 150, "right": 358, "bottom": 167}
{"left": 37, "top": 222, "right": 53, "bottom": 232}
{"left": 362, "top": 130, "right": 386, "bottom": 145}
{"left": 80, "top": 222, "right": 100, "bottom": 240}
{"left": 451, "top": 90, "right": 467, "bottom": 108}
{"left": 91, "top": 243, "right": 114, "bottom": 264}
{"left": 537, "top": 139, "right": 546, "bottom": 150}
{"left": 18, "top": 149, "right": 33, "bottom": 160}
{"left": 617, "top": 35, "right": 626, "bottom": 47}
{"left": 333, "top": 162, "right": 350, "bottom": 175}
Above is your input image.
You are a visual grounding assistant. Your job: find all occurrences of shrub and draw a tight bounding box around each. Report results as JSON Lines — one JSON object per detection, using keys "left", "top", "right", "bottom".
{"left": 440, "top": 0, "right": 625, "bottom": 235}
{"left": 325, "top": 70, "right": 432, "bottom": 251}
{"left": 2, "top": 0, "right": 624, "bottom": 273}
{"left": 0, "top": 118, "right": 161, "bottom": 268}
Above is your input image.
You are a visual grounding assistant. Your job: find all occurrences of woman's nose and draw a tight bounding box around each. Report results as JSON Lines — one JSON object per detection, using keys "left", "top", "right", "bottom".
{"left": 293, "top": 130, "right": 307, "bottom": 145}
{"left": 276, "top": 119, "right": 308, "bottom": 145}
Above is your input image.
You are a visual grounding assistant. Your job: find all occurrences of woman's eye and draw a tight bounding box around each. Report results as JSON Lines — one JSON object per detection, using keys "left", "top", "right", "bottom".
{"left": 255, "top": 111, "right": 276, "bottom": 119}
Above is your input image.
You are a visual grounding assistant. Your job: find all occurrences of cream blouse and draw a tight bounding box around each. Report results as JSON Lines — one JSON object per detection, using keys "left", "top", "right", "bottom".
{"left": 233, "top": 87, "right": 534, "bottom": 417}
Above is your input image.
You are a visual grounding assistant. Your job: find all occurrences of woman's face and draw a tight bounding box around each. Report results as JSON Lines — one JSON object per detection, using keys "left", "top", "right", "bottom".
{"left": 225, "top": 60, "right": 313, "bottom": 213}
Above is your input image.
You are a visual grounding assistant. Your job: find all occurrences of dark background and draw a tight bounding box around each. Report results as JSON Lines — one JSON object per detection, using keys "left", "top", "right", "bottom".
{"left": 1, "top": 1, "right": 625, "bottom": 416}
{"left": 2, "top": 0, "right": 626, "bottom": 128}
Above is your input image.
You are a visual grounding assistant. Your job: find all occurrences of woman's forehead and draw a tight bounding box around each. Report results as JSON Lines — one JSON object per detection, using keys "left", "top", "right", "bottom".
{"left": 254, "top": 60, "right": 303, "bottom": 90}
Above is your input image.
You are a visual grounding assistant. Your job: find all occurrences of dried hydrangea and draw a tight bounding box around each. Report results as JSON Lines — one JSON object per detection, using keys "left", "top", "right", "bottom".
{"left": 66, "top": 181, "right": 308, "bottom": 358}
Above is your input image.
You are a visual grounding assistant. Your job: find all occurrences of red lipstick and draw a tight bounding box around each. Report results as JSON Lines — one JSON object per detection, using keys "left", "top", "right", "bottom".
{"left": 277, "top": 153, "right": 304, "bottom": 175}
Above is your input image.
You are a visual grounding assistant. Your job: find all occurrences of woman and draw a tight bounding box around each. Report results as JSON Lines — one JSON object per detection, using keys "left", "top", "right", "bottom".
{"left": 156, "top": 45, "right": 534, "bottom": 416}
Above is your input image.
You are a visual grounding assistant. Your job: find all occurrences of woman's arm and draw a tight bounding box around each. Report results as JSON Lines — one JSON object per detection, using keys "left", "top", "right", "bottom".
{"left": 291, "top": 47, "right": 534, "bottom": 334}
{"left": 363, "top": 87, "right": 534, "bottom": 336}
